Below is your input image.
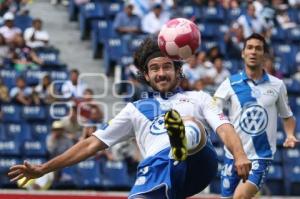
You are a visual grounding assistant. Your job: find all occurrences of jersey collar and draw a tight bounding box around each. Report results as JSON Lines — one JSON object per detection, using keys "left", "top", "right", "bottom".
{"left": 241, "top": 70, "right": 269, "bottom": 85}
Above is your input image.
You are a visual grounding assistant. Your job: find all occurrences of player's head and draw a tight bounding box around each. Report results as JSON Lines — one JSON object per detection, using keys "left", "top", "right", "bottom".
{"left": 134, "top": 36, "right": 183, "bottom": 93}
{"left": 242, "top": 33, "right": 268, "bottom": 70}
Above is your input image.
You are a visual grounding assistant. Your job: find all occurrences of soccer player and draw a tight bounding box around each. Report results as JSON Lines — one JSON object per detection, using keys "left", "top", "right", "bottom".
{"left": 8, "top": 37, "right": 251, "bottom": 199}
{"left": 214, "top": 33, "right": 299, "bottom": 199}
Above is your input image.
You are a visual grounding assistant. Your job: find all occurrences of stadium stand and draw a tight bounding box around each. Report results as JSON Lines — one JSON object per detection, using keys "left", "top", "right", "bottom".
{"left": 0, "top": 0, "right": 299, "bottom": 197}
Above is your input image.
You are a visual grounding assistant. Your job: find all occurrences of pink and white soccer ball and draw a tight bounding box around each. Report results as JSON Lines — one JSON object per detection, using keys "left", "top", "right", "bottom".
{"left": 158, "top": 18, "right": 201, "bottom": 60}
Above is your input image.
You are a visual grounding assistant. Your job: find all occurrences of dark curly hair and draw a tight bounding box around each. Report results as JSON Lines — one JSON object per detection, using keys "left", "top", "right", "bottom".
{"left": 133, "top": 36, "right": 183, "bottom": 75}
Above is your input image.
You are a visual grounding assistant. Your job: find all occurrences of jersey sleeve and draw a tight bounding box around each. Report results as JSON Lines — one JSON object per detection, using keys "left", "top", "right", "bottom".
{"left": 200, "top": 92, "right": 231, "bottom": 132}
{"left": 214, "top": 78, "right": 231, "bottom": 109}
{"left": 93, "top": 103, "right": 135, "bottom": 147}
{"left": 276, "top": 82, "right": 293, "bottom": 118}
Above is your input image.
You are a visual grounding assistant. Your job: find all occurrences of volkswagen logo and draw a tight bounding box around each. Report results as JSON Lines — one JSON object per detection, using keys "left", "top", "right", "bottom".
{"left": 239, "top": 104, "right": 268, "bottom": 136}
{"left": 150, "top": 115, "right": 167, "bottom": 135}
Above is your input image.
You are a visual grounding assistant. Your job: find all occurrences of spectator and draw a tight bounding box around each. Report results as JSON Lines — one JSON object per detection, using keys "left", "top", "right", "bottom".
{"left": 224, "top": 22, "right": 245, "bottom": 59}
{"left": 9, "top": 76, "right": 39, "bottom": 105}
{"left": 34, "top": 74, "right": 54, "bottom": 104}
{"left": 182, "top": 54, "right": 202, "bottom": 88}
{"left": 61, "top": 69, "right": 87, "bottom": 99}
{"left": 24, "top": 18, "right": 49, "bottom": 49}
{"left": 142, "top": 3, "right": 169, "bottom": 34}
{"left": 275, "top": 6, "right": 298, "bottom": 29}
{"left": 0, "top": 77, "right": 9, "bottom": 103}
{"left": 60, "top": 104, "right": 82, "bottom": 142}
{"left": 0, "top": 33, "right": 9, "bottom": 66}
{"left": 9, "top": 34, "right": 44, "bottom": 71}
{"left": 237, "top": 3, "right": 266, "bottom": 38}
{"left": 113, "top": 2, "right": 142, "bottom": 36}
{"left": 0, "top": 12, "right": 21, "bottom": 43}
{"left": 263, "top": 55, "right": 283, "bottom": 79}
{"left": 46, "top": 120, "right": 74, "bottom": 158}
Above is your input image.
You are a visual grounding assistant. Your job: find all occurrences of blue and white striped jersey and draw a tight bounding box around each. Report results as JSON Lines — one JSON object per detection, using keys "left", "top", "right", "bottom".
{"left": 93, "top": 90, "right": 230, "bottom": 159}
{"left": 214, "top": 71, "right": 293, "bottom": 160}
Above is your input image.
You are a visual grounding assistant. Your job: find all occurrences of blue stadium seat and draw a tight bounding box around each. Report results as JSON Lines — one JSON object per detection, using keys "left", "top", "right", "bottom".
{"left": 284, "top": 78, "right": 300, "bottom": 94}
{"left": 182, "top": 5, "right": 201, "bottom": 20}
{"left": 265, "top": 165, "right": 285, "bottom": 195}
{"left": 284, "top": 165, "right": 300, "bottom": 195}
{"left": 100, "top": 160, "right": 130, "bottom": 188}
{"left": 49, "top": 70, "right": 69, "bottom": 80}
{"left": 4, "top": 123, "right": 32, "bottom": 142}
{"left": 24, "top": 69, "right": 47, "bottom": 86}
{"left": 270, "top": 27, "right": 287, "bottom": 42}
{"left": 287, "top": 27, "right": 300, "bottom": 42}
{"left": 36, "top": 47, "right": 61, "bottom": 67}
{"left": 1, "top": 104, "right": 22, "bottom": 123}
{"left": 0, "top": 124, "right": 4, "bottom": 140}
{"left": 225, "top": 7, "right": 242, "bottom": 24}
{"left": 31, "top": 123, "right": 50, "bottom": 142}
{"left": 0, "top": 139, "right": 22, "bottom": 156}
{"left": 223, "top": 59, "right": 243, "bottom": 74}
{"left": 75, "top": 158, "right": 102, "bottom": 188}
{"left": 201, "top": 6, "right": 226, "bottom": 23}
{"left": 0, "top": 158, "right": 22, "bottom": 187}
{"left": 104, "top": 1, "right": 123, "bottom": 20}
{"left": 128, "top": 35, "right": 147, "bottom": 53}
{"left": 52, "top": 165, "right": 77, "bottom": 189}
{"left": 273, "top": 149, "right": 283, "bottom": 164}
{"left": 23, "top": 140, "right": 48, "bottom": 157}
{"left": 22, "top": 106, "right": 47, "bottom": 121}
{"left": 14, "top": 15, "right": 33, "bottom": 32}
{"left": 103, "top": 37, "right": 126, "bottom": 75}
{"left": 49, "top": 103, "right": 71, "bottom": 120}
{"left": 0, "top": 69, "right": 19, "bottom": 89}
{"left": 68, "top": 0, "right": 79, "bottom": 21}
{"left": 282, "top": 148, "right": 300, "bottom": 165}
{"left": 79, "top": 2, "right": 106, "bottom": 39}
{"left": 276, "top": 130, "right": 285, "bottom": 146}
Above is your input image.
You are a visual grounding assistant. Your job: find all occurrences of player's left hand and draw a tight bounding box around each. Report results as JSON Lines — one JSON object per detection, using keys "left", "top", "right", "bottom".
{"left": 235, "top": 155, "right": 252, "bottom": 183}
{"left": 283, "top": 135, "right": 300, "bottom": 148}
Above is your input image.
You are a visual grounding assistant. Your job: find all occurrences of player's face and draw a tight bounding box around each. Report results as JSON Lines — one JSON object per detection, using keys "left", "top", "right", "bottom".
{"left": 242, "top": 38, "right": 264, "bottom": 70}
{"left": 145, "top": 57, "right": 179, "bottom": 93}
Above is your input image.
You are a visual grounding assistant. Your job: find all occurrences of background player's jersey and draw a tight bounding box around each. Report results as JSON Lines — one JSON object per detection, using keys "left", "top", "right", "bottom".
{"left": 93, "top": 90, "right": 229, "bottom": 159}
{"left": 214, "top": 71, "right": 293, "bottom": 160}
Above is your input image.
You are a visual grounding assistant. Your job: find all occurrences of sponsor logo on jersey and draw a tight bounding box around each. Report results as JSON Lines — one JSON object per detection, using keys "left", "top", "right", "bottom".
{"left": 239, "top": 104, "right": 268, "bottom": 136}
{"left": 150, "top": 115, "right": 167, "bottom": 135}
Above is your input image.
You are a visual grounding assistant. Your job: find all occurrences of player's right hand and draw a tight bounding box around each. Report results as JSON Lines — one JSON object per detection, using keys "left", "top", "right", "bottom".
{"left": 8, "top": 161, "right": 44, "bottom": 187}
{"left": 234, "top": 155, "right": 252, "bottom": 183}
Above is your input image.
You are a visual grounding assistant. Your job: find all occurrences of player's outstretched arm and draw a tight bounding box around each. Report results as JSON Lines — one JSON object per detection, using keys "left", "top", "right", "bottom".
{"left": 216, "top": 123, "right": 252, "bottom": 182}
{"left": 8, "top": 136, "right": 107, "bottom": 187}
{"left": 282, "top": 116, "right": 299, "bottom": 148}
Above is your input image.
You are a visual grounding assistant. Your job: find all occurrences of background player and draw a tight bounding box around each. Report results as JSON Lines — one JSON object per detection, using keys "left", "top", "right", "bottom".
{"left": 8, "top": 36, "right": 251, "bottom": 199}
{"left": 214, "top": 33, "right": 299, "bottom": 199}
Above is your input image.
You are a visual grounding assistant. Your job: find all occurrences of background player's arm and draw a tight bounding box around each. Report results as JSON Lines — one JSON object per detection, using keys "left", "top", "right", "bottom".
{"left": 8, "top": 136, "right": 107, "bottom": 186}
{"left": 282, "top": 116, "right": 298, "bottom": 148}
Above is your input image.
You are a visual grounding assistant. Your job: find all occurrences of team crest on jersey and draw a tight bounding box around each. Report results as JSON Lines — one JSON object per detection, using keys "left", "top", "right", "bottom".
{"left": 150, "top": 115, "right": 167, "bottom": 135}
{"left": 239, "top": 104, "right": 268, "bottom": 136}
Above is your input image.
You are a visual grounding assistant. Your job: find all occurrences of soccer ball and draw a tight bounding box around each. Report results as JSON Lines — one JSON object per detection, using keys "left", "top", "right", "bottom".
{"left": 158, "top": 18, "right": 201, "bottom": 60}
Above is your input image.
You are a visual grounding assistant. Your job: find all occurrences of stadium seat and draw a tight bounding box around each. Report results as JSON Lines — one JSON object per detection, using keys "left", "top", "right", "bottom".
{"left": 48, "top": 103, "right": 71, "bottom": 120}
{"left": 49, "top": 70, "right": 69, "bottom": 80}
{"left": 22, "top": 106, "right": 47, "bottom": 121}
{"left": 265, "top": 165, "right": 285, "bottom": 195}
{"left": 31, "top": 123, "right": 51, "bottom": 142}
{"left": 0, "top": 139, "right": 22, "bottom": 156}
{"left": 284, "top": 78, "right": 300, "bottom": 94}
{"left": 100, "top": 160, "right": 131, "bottom": 188}
{"left": 79, "top": 2, "right": 105, "bottom": 39}
{"left": 14, "top": 14, "right": 33, "bottom": 32}
{"left": 276, "top": 130, "right": 285, "bottom": 147}
{"left": 282, "top": 148, "right": 300, "bottom": 165}
{"left": 68, "top": 0, "right": 79, "bottom": 21}
{"left": 284, "top": 165, "right": 300, "bottom": 195}
{"left": 0, "top": 158, "right": 21, "bottom": 187}
{"left": 1, "top": 104, "right": 22, "bottom": 123}
{"left": 22, "top": 140, "right": 48, "bottom": 157}
{"left": 104, "top": 1, "right": 123, "bottom": 20}
{"left": 0, "top": 69, "right": 19, "bottom": 89}
{"left": 36, "top": 47, "right": 61, "bottom": 67}
{"left": 273, "top": 149, "right": 283, "bottom": 164}
{"left": 225, "top": 7, "right": 242, "bottom": 24}
{"left": 287, "top": 27, "right": 300, "bottom": 42}
{"left": 74, "top": 158, "right": 102, "bottom": 188}
{"left": 4, "top": 123, "right": 31, "bottom": 142}
{"left": 52, "top": 165, "right": 77, "bottom": 189}
{"left": 223, "top": 59, "right": 243, "bottom": 74}
{"left": 24, "top": 69, "right": 47, "bottom": 86}
{"left": 182, "top": 5, "right": 201, "bottom": 20}
{"left": 270, "top": 27, "right": 287, "bottom": 42}
{"left": 201, "top": 6, "right": 226, "bottom": 23}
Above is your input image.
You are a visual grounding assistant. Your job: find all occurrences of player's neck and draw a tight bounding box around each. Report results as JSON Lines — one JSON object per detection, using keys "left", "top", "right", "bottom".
{"left": 245, "top": 66, "right": 263, "bottom": 81}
